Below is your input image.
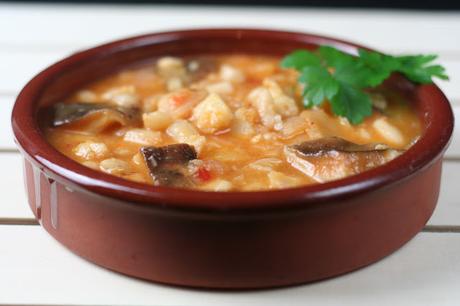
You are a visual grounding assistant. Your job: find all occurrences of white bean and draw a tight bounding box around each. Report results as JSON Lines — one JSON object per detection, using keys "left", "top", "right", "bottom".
{"left": 73, "top": 141, "right": 108, "bottom": 160}
{"left": 124, "top": 129, "right": 162, "bottom": 145}
{"left": 220, "top": 64, "right": 245, "bottom": 83}
{"left": 167, "top": 120, "right": 206, "bottom": 153}
{"left": 102, "top": 85, "right": 140, "bottom": 108}
{"left": 99, "top": 158, "right": 131, "bottom": 175}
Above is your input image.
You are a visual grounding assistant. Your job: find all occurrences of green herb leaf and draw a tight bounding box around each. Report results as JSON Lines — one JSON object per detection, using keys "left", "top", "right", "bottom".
{"left": 357, "top": 49, "right": 399, "bottom": 86}
{"left": 299, "top": 66, "right": 339, "bottom": 107}
{"left": 395, "top": 54, "right": 449, "bottom": 83}
{"left": 318, "top": 46, "right": 355, "bottom": 68}
{"left": 281, "top": 46, "right": 448, "bottom": 124}
{"left": 280, "top": 50, "right": 321, "bottom": 70}
{"left": 330, "top": 82, "right": 372, "bottom": 124}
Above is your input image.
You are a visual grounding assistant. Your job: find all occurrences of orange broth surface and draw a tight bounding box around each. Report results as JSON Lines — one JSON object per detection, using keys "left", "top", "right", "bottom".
{"left": 45, "top": 54, "right": 421, "bottom": 191}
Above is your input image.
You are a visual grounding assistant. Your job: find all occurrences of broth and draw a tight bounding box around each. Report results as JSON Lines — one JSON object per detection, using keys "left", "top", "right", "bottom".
{"left": 45, "top": 54, "right": 421, "bottom": 191}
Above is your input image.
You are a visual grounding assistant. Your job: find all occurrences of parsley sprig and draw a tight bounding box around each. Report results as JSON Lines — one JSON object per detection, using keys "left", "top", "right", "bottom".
{"left": 281, "top": 46, "right": 449, "bottom": 124}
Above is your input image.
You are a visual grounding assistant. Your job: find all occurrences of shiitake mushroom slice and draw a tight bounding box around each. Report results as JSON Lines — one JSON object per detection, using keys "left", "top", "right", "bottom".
{"left": 141, "top": 144, "right": 197, "bottom": 188}
{"left": 285, "top": 137, "right": 402, "bottom": 183}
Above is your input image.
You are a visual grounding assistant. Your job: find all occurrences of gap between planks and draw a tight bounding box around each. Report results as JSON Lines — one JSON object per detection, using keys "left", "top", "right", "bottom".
{"left": 0, "top": 305, "right": 122, "bottom": 306}
{"left": 0, "top": 148, "right": 19, "bottom": 153}
{"left": 0, "top": 218, "right": 38, "bottom": 226}
{"left": 0, "top": 91, "right": 18, "bottom": 97}
{"left": 0, "top": 305, "right": 140, "bottom": 306}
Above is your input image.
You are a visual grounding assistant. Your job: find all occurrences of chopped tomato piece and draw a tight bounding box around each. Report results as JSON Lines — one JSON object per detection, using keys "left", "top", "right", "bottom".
{"left": 197, "top": 167, "right": 212, "bottom": 181}
{"left": 171, "top": 93, "right": 188, "bottom": 107}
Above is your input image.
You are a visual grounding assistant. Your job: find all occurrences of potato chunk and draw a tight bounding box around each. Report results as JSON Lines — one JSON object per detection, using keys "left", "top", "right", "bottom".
{"left": 263, "top": 78, "right": 299, "bottom": 117}
{"left": 142, "top": 111, "right": 173, "bottom": 131}
{"left": 191, "top": 93, "right": 234, "bottom": 134}
{"left": 248, "top": 87, "right": 283, "bottom": 130}
{"left": 166, "top": 120, "right": 206, "bottom": 154}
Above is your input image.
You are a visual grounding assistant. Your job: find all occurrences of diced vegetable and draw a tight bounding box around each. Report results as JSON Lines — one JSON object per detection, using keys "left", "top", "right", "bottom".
{"left": 167, "top": 77, "right": 184, "bottom": 91}
{"left": 157, "top": 89, "right": 207, "bottom": 119}
{"left": 102, "top": 86, "right": 140, "bottom": 108}
{"left": 191, "top": 93, "right": 234, "bottom": 134}
{"left": 220, "top": 64, "right": 245, "bottom": 83}
{"left": 201, "top": 179, "right": 233, "bottom": 191}
{"left": 100, "top": 158, "right": 131, "bottom": 175}
{"left": 248, "top": 87, "right": 283, "bottom": 130}
{"left": 166, "top": 120, "right": 206, "bottom": 153}
{"left": 142, "top": 111, "right": 173, "bottom": 131}
{"left": 75, "top": 90, "right": 98, "bottom": 103}
{"left": 124, "top": 129, "right": 162, "bottom": 145}
{"left": 73, "top": 141, "right": 108, "bottom": 160}
{"left": 206, "top": 81, "right": 234, "bottom": 95}
{"left": 263, "top": 78, "right": 299, "bottom": 117}
{"left": 282, "top": 116, "right": 308, "bottom": 138}
{"left": 157, "top": 57, "right": 186, "bottom": 79}
{"left": 373, "top": 118, "right": 405, "bottom": 146}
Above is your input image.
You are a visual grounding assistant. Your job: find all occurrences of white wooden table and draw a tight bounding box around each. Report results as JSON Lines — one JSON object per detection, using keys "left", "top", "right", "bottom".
{"left": 1, "top": 3, "right": 459, "bottom": 305}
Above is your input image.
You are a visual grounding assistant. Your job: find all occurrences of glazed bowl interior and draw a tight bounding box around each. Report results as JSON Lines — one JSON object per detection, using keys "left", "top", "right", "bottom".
{"left": 12, "top": 29, "right": 454, "bottom": 212}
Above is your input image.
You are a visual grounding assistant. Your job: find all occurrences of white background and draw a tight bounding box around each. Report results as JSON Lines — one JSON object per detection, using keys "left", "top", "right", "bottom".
{"left": 0, "top": 3, "right": 459, "bottom": 305}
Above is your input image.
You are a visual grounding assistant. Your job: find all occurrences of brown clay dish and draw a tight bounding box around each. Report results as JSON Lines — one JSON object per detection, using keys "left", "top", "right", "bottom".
{"left": 12, "top": 29, "right": 454, "bottom": 289}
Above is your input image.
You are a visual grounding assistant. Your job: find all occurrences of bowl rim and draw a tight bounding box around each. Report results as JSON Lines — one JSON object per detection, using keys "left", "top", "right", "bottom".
{"left": 11, "top": 28, "right": 454, "bottom": 213}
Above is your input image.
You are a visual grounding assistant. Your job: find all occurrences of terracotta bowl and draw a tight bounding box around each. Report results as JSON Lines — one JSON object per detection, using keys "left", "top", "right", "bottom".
{"left": 11, "top": 29, "right": 454, "bottom": 289}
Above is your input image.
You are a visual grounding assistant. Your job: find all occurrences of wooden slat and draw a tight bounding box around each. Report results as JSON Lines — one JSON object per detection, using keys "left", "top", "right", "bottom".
{"left": 0, "top": 95, "right": 16, "bottom": 149}
{"left": 0, "top": 51, "right": 69, "bottom": 94}
{"left": 437, "top": 60, "right": 460, "bottom": 101}
{"left": 1, "top": 4, "right": 460, "bottom": 56}
{"left": 428, "top": 161, "right": 460, "bottom": 226}
{"left": 0, "top": 153, "right": 34, "bottom": 219}
{"left": 1, "top": 4, "right": 460, "bottom": 306}
{"left": 1, "top": 225, "right": 459, "bottom": 305}
{"left": 445, "top": 106, "right": 460, "bottom": 158}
